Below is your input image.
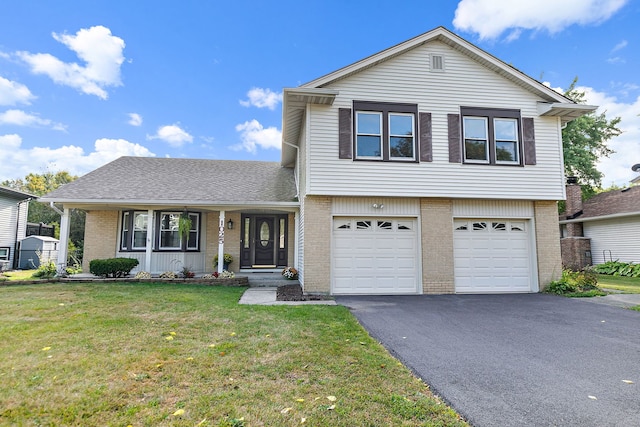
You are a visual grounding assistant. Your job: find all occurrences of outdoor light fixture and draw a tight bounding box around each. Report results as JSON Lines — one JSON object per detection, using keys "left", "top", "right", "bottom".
{"left": 227, "top": 219, "right": 234, "bottom": 230}
{"left": 372, "top": 203, "right": 384, "bottom": 209}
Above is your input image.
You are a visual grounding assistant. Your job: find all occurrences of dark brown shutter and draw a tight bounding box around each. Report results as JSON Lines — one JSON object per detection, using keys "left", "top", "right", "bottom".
{"left": 522, "top": 117, "right": 536, "bottom": 165}
{"left": 448, "top": 114, "right": 461, "bottom": 163}
{"left": 339, "top": 108, "right": 352, "bottom": 159}
{"left": 419, "top": 112, "right": 432, "bottom": 162}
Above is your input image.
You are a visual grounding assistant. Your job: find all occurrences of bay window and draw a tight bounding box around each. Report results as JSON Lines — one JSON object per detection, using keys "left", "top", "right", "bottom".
{"left": 120, "top": 210, "right": 200, "bottom": 252}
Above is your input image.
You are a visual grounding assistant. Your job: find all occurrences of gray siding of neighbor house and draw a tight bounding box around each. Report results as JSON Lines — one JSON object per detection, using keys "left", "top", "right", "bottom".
{"left": 0, "top": 196, "right": 28, "bottom": 268}
{"left": 584, "top": 216, "right": 640, "bottom": 264}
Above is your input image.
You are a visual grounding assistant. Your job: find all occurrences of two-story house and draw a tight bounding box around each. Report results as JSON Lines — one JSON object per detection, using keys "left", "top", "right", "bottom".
{"left": 42, "top": 27, "right": 595, "bottom": 294}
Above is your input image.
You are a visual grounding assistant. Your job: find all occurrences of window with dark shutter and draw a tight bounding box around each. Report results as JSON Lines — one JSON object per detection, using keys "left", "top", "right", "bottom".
{"left": 419, "top": 112, "right": 432, "bottom": 162}
{"left": 338, "top": 108, "right": 352, "bottom": 159}
{"left": 522, "top": 117, "right": 536, "bottom": 165}
{"left": 448, "top": 114, "right": 461, "bottom": 163}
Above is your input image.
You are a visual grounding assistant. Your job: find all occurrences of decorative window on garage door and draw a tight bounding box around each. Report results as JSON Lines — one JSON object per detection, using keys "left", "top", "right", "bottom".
{"left": 454, "top": 219, "right": 526, "bottom": 233}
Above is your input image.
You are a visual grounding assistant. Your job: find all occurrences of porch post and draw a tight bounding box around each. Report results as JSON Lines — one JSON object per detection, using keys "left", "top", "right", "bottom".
{"left": 217, "top": 210, "right": 225, "bottom": 273}
{"left": 57, "top": 207, "right": 70, "bottom": 269}
{"left": 145, "top": 209, "right": 154, "bottom": 272}
{"left": 294, "top": 210, "right": 299, "bottom": 268}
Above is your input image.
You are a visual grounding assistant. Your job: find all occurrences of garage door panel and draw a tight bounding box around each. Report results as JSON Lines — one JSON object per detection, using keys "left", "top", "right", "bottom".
{"left": 454, "top": 219, "right": 533, "bottom": 293}
{"left": 333, "top": 217, "right": 419, "bottom": 295}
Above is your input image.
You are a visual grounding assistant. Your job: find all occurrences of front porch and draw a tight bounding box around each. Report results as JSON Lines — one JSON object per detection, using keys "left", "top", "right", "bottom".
{"left": 60, "top": 208, "right": 298, "bottom": 277}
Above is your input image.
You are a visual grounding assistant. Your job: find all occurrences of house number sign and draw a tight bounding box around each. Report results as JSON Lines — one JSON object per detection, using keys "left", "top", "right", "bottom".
{"left": 218, "top": 225, "right": 225, "bottom": 244}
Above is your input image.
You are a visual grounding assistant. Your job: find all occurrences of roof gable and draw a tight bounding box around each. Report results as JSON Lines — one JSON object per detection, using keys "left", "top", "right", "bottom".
{"left": 301, "top": 27, "right": 571, "bottom": 104}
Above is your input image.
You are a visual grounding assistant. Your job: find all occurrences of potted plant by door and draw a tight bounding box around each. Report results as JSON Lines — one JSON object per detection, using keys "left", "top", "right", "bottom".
{"left": 214, "top": 253, "right": 234, "bottom": 271}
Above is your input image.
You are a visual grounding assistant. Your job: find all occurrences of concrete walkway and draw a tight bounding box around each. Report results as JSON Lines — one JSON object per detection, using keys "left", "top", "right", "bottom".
{"left": 238, "top": 287, "right": 336, "bottom": 306}
{"left": 579, "top": 292, "right": 640, "bottom": 308}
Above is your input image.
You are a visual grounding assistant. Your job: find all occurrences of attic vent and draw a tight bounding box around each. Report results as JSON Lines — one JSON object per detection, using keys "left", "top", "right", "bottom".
{"left": 431, "top": 54, "right": 444, "bottom": 72}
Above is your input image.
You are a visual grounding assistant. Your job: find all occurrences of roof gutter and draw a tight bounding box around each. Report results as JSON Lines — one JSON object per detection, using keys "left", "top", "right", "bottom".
{"left": 559, "top": 211, "right": 640, "bottom": 224}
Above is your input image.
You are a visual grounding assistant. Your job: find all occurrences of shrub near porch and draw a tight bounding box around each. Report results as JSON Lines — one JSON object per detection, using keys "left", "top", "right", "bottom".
{"left": 0, "top": 283, "right": 466, "bottom": 426}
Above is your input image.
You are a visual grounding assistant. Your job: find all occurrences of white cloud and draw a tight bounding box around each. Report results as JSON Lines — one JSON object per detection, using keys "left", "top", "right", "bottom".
{"left": 239, "top": 87, "right": 283, "bottom": 110}
{"left": 0, "top": 76, "right": 35, "bottom": 106}
{"left": 0, "top": 109, "right": 66, "bottom": 131}
{"left": 128, "top": 112, "right": 142, "bottom": 126}
{"left": 574, "top": 85, "right": 640, "bottom": 187}
{"left": 607, "top": 56, "right": 626, "bottom": 65}
{"left": 16, "top": 25, "right": 125, "bottom": 99}
{"left": 232, "top": 119, "right": 281, "bottom": 153}
{"left": 0, "top": 135, "right": 155, "bottom": 181}
{"left": 453, "top": 0, "right": 628, "bottom": 40}
{"left": 611, "top": 39, "right": 628, "bottom": 53}
{"left": 146, "top": 124, "right": 193, "bottom": 147}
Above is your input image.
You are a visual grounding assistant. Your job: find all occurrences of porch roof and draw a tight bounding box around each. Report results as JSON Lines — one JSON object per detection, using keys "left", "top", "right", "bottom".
{"left": 41, "top": 157, "right": 298, "bottom": 207}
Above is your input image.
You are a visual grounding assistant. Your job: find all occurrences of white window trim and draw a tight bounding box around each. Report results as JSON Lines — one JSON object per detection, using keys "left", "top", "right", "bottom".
{"left": 463, "top": 116, "right": 489, "bottom": 164}
{"left": 388, "top": 112, "right": 416, "bottom": 161}
{"left": 355, "top": 111, "right": 383, "bottom": 160}
{"left": 494, "top": 118, "right": 520, "bottom": 165}
{"left": 159, "top": 212, "right": 182, "bottom": 250}
{"left": 0, "top": 247, "right": 9, "bottom": 261}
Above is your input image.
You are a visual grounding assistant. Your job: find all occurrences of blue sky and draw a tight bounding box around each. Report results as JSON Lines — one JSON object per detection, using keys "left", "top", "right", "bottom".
{"left": 1, "top": 0, "right": 639, "bottom": 186}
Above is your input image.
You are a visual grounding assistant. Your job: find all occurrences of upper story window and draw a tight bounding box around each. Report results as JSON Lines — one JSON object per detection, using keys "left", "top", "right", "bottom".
{"left": 461, "top": 107, "right": 522, "bottom": 166}
{"left": 353, "top": 101, "right": 417, "bottom": 162}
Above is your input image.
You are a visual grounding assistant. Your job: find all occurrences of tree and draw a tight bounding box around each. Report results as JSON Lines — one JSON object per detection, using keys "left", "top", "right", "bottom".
{"left": 562, "top": 78, "right": 622, "bottom": 198}
{"left": 1, "top": 171, "right": 85, "bottom": 262}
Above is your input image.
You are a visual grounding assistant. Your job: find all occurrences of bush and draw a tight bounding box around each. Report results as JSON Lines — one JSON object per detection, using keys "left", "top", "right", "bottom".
{"left": 545, "top": 269, "right": 601, "bottom": 295}
{"left": 89, "top": 258, "right": 139, "bottom": 278}
{"left": 32, "top": 260, "right": 57, "bottom": 279}
{"left": 592, "top": 261, "right": 640, "bottom": 277}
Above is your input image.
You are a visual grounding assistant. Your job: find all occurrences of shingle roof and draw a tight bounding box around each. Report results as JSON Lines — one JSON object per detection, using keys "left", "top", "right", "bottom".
{"left": 41, "top": 157, "right": 297, "bottom": 205}
{"left": 577, "top": 186, "right": 640, "bottom": 220}
{"left": 0, "top": 185, "right": 34, "bottom": 200}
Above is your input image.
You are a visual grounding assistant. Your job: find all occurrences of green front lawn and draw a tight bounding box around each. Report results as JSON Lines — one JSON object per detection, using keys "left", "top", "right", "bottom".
{"left": 597, "top": 274, "right": 640, "bottom": 294}
{"left": 0, "top": 283, "right": 466, "bottom": 426}
{"left": 0, "top": 269, "right": 37, "bottom": 281}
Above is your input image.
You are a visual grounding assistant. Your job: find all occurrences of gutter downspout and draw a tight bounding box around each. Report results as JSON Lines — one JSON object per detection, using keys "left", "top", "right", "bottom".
{"left": 282, "top": 140, "right": 300, "bottom": 199}
{"left": 49, "top": 201, "right": 63, "bottom": 215}
{"left": 13, "top": 198, "right": 32, "bottom": 269}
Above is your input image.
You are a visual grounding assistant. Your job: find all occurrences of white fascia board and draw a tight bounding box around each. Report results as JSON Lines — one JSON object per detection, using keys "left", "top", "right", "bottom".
{"left": 559, "top": 211, "right": 640, "bottom": 224}
{"left": 537, "top": 102, "right": 597, "bottom": 121}
{"left": 39, "top": 198, "right": 299, "bottom": 208}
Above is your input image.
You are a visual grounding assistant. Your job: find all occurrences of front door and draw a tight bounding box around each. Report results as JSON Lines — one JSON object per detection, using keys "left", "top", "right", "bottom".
{"left": 254, "top": 216, "right": 275, "bottom": 266}
{"left": 240, "top": 214, "right": 288, "bottom": 268}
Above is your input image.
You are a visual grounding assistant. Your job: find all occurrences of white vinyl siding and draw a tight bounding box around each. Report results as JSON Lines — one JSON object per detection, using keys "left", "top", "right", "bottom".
{"left": 0, "top": 196, "right": 28, "bottom": 268}
{"left": 584, "top": 216, "right": 640, "bottom": 264}
{"left": 305, "top": 40, "right": 565, "bottom": 200}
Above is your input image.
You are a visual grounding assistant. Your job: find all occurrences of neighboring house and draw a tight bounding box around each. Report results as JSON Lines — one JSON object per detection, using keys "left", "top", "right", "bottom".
{"left": 560, "top": 182, "right": 640, "bottom": 269}
{"left": 0, "top": 185, "right": 33, "bottom": 270}
{"left": 41, "top": 27, "right": 595, "bottom": 294}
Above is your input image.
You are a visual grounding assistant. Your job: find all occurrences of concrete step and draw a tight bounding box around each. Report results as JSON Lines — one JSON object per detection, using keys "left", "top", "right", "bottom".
{"left": 243, "top": 272, "right": 299, "bottom": 287}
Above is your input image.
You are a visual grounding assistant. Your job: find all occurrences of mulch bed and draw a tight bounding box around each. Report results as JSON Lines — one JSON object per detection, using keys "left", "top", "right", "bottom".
{"left": 276, "top": 284, "right": 333, "bottom": 301}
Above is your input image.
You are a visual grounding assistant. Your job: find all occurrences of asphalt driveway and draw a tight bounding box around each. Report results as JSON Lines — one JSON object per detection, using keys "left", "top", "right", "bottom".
{"left": 336, "top": 294, "right": 640, "bottom": 427}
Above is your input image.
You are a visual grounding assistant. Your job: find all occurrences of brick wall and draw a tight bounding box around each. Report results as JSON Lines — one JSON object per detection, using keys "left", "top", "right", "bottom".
{"left": 420, "top": 198, "right": 455, "bottom": 294}
{"left": 82, "top": 210, "right": 118, "bottom": 272}
{"left": 301, "top": 195, "right": 331, "bottom": 293}
{"left": 534, "top": 201, "right": 563, "bottom": 290}
{"left": 560, "top": 237, "right": 592, "bottom": 270}
{"left": 565, "top": 184, "right": 583, "bottom": 218}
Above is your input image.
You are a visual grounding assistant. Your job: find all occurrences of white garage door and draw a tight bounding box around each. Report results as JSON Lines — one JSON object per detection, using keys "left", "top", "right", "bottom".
{"left": 332, "top": 218, "right": 419, "bottom": 294}
{"left": 454, "top": 219, "right": 533, "bottom": 293}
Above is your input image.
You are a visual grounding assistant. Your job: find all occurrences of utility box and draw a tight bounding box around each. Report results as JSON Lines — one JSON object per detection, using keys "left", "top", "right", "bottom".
{"left": 18, "top": 236, "right": 59, "bottom": 269}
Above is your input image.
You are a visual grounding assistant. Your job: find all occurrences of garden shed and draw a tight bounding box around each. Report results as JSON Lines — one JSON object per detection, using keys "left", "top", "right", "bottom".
{"left": 18, "top": 236, "right": 59, "bottom": 269}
